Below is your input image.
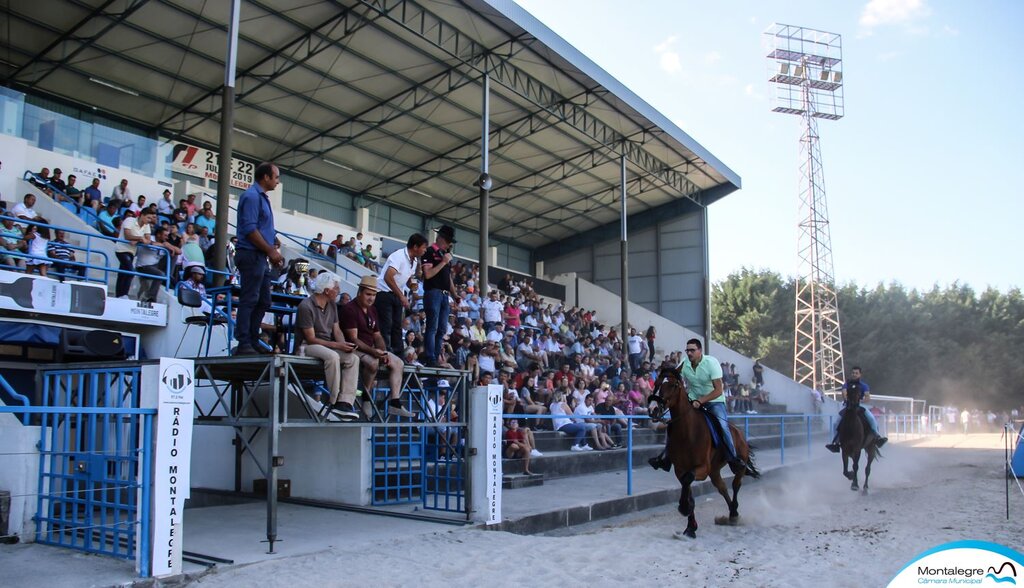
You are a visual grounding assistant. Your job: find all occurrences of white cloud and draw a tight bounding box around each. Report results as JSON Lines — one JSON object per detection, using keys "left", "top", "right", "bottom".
{"left": 653, "top": 35, "right": 682, "bottom": 75}
{"left": 704, "top": 50, "right": 722, "bottom": 65}
{"left": 859, "top": 0, "right": 931, "bottom": 28}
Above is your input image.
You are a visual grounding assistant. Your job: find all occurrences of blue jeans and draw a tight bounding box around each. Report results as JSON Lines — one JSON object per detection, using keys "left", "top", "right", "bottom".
{"left": 705, "top": 402, "right": 739, "bottom": 461}
{"left": 234, "top": 248, "right": 271, "bottom": 348}
{"left": 832, "top": 405, "right": 881, "bottom": 438}
{"left": 423, "top": 288, "right": 449, "bottom": 363}
{"left": 558, "top": 423, "right": 587, "bottom": 446}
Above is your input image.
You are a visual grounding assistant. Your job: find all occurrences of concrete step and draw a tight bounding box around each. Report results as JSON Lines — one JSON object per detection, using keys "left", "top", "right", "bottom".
{"left": 503, "top": 473, "right": 545, "bottom": 489}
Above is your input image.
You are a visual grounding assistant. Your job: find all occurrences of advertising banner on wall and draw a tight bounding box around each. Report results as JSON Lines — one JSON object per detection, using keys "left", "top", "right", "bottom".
{"left": 0, "top": 269, "right": 167, "bottom": 326}
{"left": 170, "top": 141, "right": 254, "bottom": 189}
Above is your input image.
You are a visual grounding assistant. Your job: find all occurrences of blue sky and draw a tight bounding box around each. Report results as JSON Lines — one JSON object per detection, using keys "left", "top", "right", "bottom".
{"left": 514, "top": 0, "right": 1024, "bottom": 292}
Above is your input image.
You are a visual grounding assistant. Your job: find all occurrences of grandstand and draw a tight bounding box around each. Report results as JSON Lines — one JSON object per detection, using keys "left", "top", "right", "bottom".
{"left": 0, "top": 0, "right": 837, "bottom": 577}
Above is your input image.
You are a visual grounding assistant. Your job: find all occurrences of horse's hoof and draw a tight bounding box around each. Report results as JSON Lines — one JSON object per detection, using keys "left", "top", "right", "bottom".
{"left": 861, "top": 488, "right": 869, "bottom": 495}
{"left": 850, "top": 484, "right": 859, "bottom": 491}
{"left": 684, "top": 528, "right": 697, "bottom": 539}
{"left": 843, "top": 472, "right": 854, "bottom": 481}
{"left": 714, "top": 515, "right": 740, "bottom": 526}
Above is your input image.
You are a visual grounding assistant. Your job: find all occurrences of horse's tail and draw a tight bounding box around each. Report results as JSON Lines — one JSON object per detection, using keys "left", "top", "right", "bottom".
{"left": 745, "top": 447, "right": 762, "bottom": 479}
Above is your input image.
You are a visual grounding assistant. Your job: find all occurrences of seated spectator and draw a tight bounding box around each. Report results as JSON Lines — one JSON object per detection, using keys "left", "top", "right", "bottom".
{"left": 47, "top": 229, "right": 83, "bottom": 281}
{"left": 97, "top": 200, "right": 120, "bottom": 237}
{"left": 296, "top": 272, "right": 361, "bottom": 420}
{"left": 29, "top": 167, "right": 51, "bottom": 193}
{"left": 361, "top": 243, "right": 379, "bottom": 271}
{"left": 11, "top": 194, "right": 46, "bottom": 224}
{"left": 47, "top": 168, "right": 67, "bottom": 198}
{"left": 427, "top": 384, "right": 461, "bottom": 457}
{"left": 0, "top": 215, "right": 25, "bottom": 270}
{"left": 184, "top": 193, "right": 197, "bottom": 219}
{"left": 157, "top": 189, "right": 175, "bottom": 218}
{"left": 173, "top": 200, "right": 189, "bottom": 230}
{"left": 21, "top": 224, "right": 51, "bottom": 277}
{"left": 549, "top": 391, "right": 591, "bottom": 451}
{"left": 595, "top": 392, "right": 625, "bottom": 445}
{"left": 64, "top": 173, "right": 81, "bottom": 204}
{"left": 178, "top": 262, "right": 211, "bottom": 313}
{"left": 82, "top": 178, "right": 102, "bottom": 210}
{"left": 182, "top": 222, "right": 199, "bottom": 245}
{"left": 573, "top": 393, "right": 615, "bottom": 450}
{"left": 340, "top": 275, "right": 415, "bottom": 418}
{"left": 503, "top": 419, "right": 537, "bottom": 475}
{"left": 330, "top": 233, "right": 345, "bottom": 252}
{"left": 111, "top": 178, "right": 131, "bottom": 201}
{"left": 196, "top": 225, "right": 213, "bottom": 255}
{"left": 307, "top": 232, "right": 325, "bottom": 255}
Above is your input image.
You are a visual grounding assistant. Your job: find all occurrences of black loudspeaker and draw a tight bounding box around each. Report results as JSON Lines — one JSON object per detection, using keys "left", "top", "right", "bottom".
{"left": 59, "top": 329, "right": 126, "bottom": 361}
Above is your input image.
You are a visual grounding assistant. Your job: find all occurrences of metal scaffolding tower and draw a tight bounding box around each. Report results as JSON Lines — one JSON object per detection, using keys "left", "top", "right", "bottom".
{"left": 765, "top": 24, "right": 846, "bottom": 396}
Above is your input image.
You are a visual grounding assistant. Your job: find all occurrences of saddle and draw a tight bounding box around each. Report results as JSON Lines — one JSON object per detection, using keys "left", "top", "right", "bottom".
{"left": 698, "top": 408, "right": 723, "bottom": 448}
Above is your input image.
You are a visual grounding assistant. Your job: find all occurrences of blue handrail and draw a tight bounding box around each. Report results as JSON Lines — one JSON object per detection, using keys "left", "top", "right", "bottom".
{"left": 276, "top": 229, "right": 364, "bottom": 282}
{"left": 0, "top": 216, "right": 172, "bottom": 291}
{"left": 22, "top": 170, "right": 101, "bottom": 228}
{"left": 0, "top": 372, "right": 31, "bottom": 424}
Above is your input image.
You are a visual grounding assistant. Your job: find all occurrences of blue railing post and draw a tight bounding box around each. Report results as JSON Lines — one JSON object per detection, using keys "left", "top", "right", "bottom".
{"left": 806, "top": 416, "right": 812, "bottom": 459}
{"left": 780, "top": 415, "right": 786, "bottom": 464}
{"left": 626, "top": 417, "right": 633, "bottom": 496}
{"left": 140, "top": 413, "right": 153, "bottom": 578}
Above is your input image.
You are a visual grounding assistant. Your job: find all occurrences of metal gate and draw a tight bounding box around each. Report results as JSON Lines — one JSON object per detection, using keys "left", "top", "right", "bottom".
{"left": 36, "top": 364, "right": 155, "bottom": 567}
{"left": 370, "top": 370, "right": 468, "bottom": 516}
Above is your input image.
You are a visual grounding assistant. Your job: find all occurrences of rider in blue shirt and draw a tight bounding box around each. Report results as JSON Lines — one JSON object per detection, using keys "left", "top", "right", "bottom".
{"left": 826, "top": 366, "right": 888, "bottom": 452}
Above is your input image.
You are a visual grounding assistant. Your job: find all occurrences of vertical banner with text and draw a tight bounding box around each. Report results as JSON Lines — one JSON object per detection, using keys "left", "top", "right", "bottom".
{"left": 484, "top": 384, "right": 502, "bottom": 524}
{"left": 149, "top": 358, "right": 195, "bottom": 577}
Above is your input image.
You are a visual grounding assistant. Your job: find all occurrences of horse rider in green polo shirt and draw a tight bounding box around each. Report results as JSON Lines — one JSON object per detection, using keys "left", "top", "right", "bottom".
{"left": 649, "top": 338, "right": 754, "bottom": 474}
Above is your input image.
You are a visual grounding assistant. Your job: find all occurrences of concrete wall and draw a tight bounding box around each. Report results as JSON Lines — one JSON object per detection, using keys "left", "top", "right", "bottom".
{"left": 543, "top": 211, "right": 706, "bottom": 334}
{"left": 0, "top": 414, "right": 40, "bottom": 541}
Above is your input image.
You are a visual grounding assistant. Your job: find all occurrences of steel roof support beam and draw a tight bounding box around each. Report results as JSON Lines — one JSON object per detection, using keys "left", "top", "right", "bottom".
{"left": 4, "top": 0, "right": 150, "bottom": 87}
{"left": 360, "top": 0, "right": 703, "bottom": 202}
{"left": 156, "top": 2, "right": 376, "bottom": 132}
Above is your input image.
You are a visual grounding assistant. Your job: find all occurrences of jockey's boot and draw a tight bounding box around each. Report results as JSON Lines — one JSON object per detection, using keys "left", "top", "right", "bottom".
{"left": 825, "top": 434, "right": 840, "bottom": 453}
{"left": 647, "top": 451, "right": 671, "bottom": 472}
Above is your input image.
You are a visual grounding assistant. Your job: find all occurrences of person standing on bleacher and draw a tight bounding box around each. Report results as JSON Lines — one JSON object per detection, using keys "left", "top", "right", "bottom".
{"left": 374, "top": 232, "right": 428, "bottom": 355}
{"left": 421, "top": 225, "right": 456, "bottom": 367}
{"left": 233, "top": 162, "right": 284, "bottom": 355}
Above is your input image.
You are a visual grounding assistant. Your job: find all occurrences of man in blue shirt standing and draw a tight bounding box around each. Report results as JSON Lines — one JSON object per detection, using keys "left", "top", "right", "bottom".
{"left": 234, "top": 162, "right": 285, "bottom": 355}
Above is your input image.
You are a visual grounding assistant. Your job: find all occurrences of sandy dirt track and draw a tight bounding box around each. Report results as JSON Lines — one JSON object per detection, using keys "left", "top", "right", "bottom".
{"left": 189, "top": 434, "right": 1024, "bottom": 587}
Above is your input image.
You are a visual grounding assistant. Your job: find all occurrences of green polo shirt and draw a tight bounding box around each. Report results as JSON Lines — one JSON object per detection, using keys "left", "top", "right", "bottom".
{"left": 680, "top": 354, "right": 724, "bottom": 403}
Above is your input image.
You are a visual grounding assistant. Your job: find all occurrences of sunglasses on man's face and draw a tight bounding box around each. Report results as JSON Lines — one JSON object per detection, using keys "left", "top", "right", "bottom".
{"left": 685, "top": 349, "right": 698, "bottom": 353}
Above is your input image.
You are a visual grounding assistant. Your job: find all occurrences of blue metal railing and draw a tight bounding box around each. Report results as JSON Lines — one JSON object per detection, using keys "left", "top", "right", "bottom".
{"left": 0, "top": 371, "right": 31, "bottom": 424}
{"left": 22, "top": 171, "right": 102, "bottom": 229}
{"left": 275, "top": 229, "right": 364, "bottom": 283}
{"left": 35, "top": 366, "right": 150, "bottom": 568}
{"left": 0, "top": 216, "right": 172, "bottom": 291}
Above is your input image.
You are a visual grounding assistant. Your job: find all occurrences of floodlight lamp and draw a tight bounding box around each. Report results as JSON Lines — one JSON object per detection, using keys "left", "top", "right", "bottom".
{"left": 820, "top": 70, "right": 830, "bottom": 81}
{"left": 780, "top": 63, "right": 790, "bottom": 75}
{"left": 794, "top": 66, "right": 805, "bottom": 78}
{"left": 833, "top": 72, "right": 842, "bottom": 83}
{"left": 475, "top": 173, "right": 493, "bottom": 191}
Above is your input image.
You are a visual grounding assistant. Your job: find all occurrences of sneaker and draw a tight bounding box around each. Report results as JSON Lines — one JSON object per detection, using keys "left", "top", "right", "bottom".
{"left": 331, "top": 402, "right": 359, "bottom": 421}
{"left": 570, "top": 445, "right": 586, "bottom": 452}
{"left": 530, "top": 449, "right": 543, "bottom": 457}
{"left": 580, "top": 444, "right": 594, "bottom": 451}
{"left": 387, "top": 398, "right": 416, "bottom": 418}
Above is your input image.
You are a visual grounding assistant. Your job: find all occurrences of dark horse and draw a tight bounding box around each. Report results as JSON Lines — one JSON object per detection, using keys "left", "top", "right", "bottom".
{"left": 650, "top": 367, "right": 760, "bottom": 539}
{"left": 837, "top": 389, "right": 881, "bottom": 493}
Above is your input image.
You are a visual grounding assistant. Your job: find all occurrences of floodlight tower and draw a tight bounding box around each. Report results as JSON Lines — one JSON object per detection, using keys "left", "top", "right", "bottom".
{"left": 765, "top": 24, "right": 846, "bottom": 397}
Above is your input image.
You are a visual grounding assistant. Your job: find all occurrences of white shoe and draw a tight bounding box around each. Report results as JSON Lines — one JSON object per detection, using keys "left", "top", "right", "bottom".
{"left": 581, "top": 444, "right": 594, "bottom": 451}
{"left": 570, "top": 445, "right": 585, "bottom": 452}
{"left": 530, "top": 449, "right": 543, "bottom": 457}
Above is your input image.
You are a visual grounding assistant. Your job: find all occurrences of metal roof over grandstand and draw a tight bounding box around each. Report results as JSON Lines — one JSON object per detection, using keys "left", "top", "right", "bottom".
{"left": 2, "top": 0, "right": 741, "bottom": 249}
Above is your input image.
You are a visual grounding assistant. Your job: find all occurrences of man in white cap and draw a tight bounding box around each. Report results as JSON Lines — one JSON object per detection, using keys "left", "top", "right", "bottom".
{"left": 340, "top": 275, "right": 415, "bottom": 418}
{"left": 296, "top": 272, "right": 361, "bottom": 420}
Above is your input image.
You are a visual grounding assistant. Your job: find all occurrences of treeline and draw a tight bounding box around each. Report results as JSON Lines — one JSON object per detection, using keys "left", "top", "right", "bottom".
{"left": 711, "top": 269, "right": 1024, "bottom": 410}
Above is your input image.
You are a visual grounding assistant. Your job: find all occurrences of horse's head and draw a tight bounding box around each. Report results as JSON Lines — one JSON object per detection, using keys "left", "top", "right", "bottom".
{"left": 845, "top": 381, "right": 863, "bottom": 409}
{"left": 650, "top": 366, "right": 685, "bottom": 419}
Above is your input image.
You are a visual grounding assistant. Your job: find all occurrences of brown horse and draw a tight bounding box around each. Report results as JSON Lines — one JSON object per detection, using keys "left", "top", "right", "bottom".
{"left": 837, "top": 390, "right": 880, "bottom": 493}
{"left": 651, "top": 366, "right": 759, "bottom": 539}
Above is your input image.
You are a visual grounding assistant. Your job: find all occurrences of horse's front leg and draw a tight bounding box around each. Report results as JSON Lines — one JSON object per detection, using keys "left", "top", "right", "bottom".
{"left": 842, "top": 453, "right": 853, "bottom": 481}
{"left": 850, "top": 452, "right": 860, "bottom": 491}
{"left": 676, "top": 470, "right": 698, "bottom": 539}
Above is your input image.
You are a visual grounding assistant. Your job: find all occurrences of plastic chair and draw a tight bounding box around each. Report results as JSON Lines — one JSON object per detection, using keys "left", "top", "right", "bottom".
{"left": 174, "top": 286, "right": 228, "bottom": 357}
